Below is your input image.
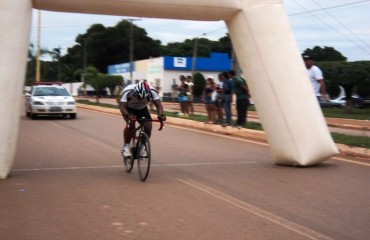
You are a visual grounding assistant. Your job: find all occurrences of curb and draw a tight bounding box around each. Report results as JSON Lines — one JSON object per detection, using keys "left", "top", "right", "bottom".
{"left": 77, "top": 104, "right": 370, "bottom": 160}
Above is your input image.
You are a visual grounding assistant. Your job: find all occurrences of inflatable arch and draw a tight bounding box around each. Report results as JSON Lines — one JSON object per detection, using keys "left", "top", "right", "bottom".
{"left": 0, "top": 0, "right": 338, "bottom": 179}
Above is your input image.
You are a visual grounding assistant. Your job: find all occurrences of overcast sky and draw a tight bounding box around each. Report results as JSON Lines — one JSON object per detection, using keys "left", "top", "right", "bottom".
{"left": 30, "top": 0, "right": 370, "bottom": 62}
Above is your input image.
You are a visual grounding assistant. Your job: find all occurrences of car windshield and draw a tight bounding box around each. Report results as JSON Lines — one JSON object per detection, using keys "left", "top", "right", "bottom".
{"left": 34, "top": 87, "right": 71, "bottom": 96}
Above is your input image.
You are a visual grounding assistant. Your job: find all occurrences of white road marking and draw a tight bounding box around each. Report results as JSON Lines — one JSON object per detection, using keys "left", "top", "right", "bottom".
{"left": 12, "top": 165, "right": 123, "bottom": 171}
{"left": 178, "top": 178, "right": 333, "bottom": 240}
{"left": 153, "top": 161, "right": 256, "bottom": 167}
{"left": 11, "top": 161, "right": 256, "bottom": 172}
{"left": 332, "top": 157, "right": 370, "bottom": 167}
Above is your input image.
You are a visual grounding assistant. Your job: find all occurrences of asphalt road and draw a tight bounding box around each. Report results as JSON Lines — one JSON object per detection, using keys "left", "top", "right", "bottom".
{"left": 1, "top": 109, "right": 370, "bottom": 240}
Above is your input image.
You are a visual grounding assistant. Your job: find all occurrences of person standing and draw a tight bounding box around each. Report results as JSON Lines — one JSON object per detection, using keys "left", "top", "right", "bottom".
{"left": 228, "top": 70, "right": 250, "bottom": 128}
{"left": 219, "top": 71, "right": 233, "bottom": 126}
{"left": 177, "top": 75, "right": 190, "bottom": 117}
{"left": 202, "top": 76, "right": 217, "bottom": 124}
{"left": 302, "top": 54, "right": 329, "bottom": 101}
{"left": 185, "top": 75, "right": 194, "bottom": 115}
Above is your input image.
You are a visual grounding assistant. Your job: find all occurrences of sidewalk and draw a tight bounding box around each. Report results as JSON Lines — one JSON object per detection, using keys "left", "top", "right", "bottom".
{"left": 162, "top": 102, "right": 370, "bottom": 132}
{"left": 76, "top": 98, "right": 369, "bottom": 160}
{"left": 77, "top": 97, "right": 370, "bottom": 132}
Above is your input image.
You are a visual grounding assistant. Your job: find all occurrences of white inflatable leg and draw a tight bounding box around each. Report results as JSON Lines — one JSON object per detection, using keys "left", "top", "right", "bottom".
{"left": 226, "top": 0, "right": 338, "bottom": 166}
{"left": 0, "top": 0, "right": 32, "bottom": 179}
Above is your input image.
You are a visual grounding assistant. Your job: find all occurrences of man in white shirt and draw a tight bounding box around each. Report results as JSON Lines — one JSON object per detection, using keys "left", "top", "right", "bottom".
{"left": 303, "top": 55, "right": 329, "bottom": 101}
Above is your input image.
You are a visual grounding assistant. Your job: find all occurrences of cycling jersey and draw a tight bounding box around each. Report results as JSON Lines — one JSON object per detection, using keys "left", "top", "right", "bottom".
{"left": 120, "top": 84, "right": 160, "bottom": 110}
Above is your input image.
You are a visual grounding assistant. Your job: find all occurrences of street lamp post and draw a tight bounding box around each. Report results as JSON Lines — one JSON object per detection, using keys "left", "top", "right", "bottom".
{"left": 191, "top": 33, "right": 205, "bottom": 77}
{"left": 191, "top": 38, "right": 198, "bottom": 77}
{"left": 36, "top": 10, "right": 41, "bottom": 82}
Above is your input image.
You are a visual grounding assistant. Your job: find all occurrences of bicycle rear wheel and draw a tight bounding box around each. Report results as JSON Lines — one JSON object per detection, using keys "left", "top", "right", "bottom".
{"left": 137, "top": 132, "right": 151, "bottom": 181}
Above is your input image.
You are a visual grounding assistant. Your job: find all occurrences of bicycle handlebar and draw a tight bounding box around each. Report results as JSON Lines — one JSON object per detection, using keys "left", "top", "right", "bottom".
{"left": 127, "top": 117, "right": 164, "bottom": 131}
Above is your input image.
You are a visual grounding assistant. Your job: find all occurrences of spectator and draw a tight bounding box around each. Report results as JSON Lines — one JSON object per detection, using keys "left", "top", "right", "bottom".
{"left": 202, "top": 76, "right": 217, "bottom": 124}
{"left": 185, "top": 75, "right": 195, "bottom": 115}
{"left": 214, "top": 81, "right": 225, "bottom": 124}
{"left": 229, "top": 70, "right": 250, "bottom": 128}
{"left": 114, "top": 84, "right": 124, "bottom": 104}
{"left": 219, "top": 72, "right": 233, "bottom": 126}
{"left": 302, "top": 54, "right": 329, "bottom": 101}
{"left": 149, "top": 86, "right": 160, "bottom": 111}
{"left": 177, "top": 75, "right": 190, "bottom": 117}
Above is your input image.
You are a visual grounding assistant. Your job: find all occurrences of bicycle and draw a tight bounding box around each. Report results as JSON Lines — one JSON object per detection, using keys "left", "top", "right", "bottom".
{"left": 121, "top": 117, "right": 164, "bottom": 181}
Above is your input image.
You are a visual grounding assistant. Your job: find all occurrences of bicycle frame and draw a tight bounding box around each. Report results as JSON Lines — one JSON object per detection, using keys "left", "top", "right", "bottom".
{"left": 128, "top": 118, "right": 163, "bottom": 156}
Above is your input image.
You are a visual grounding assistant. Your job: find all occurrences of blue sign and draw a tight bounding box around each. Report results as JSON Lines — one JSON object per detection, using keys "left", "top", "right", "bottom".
{"left": 164, "top": 52, "right": 232, "bottom": 71}
{"left": 108, "top": 63, "right": 135, "bottom": 74}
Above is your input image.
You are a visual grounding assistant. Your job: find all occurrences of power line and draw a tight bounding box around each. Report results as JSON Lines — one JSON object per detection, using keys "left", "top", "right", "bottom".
{"left": 310, "top": 0, "right": 370, "bottom": 50}
{"left": 288, "top": 0, "right": 370, "bottom": 16}
{"left": 290, "top": 0, "right": 370, "bottom": 56}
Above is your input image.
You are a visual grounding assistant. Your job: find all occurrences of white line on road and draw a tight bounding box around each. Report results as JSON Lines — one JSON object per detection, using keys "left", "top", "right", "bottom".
{"left": 178, "top": 178, "right": 333, "bottom": 240}
{"left": 153, "top": 161, "right": 256, "bottom": 167}
{"left": 332, "top": 157, "right": 370, "bottom": 167}
{"left": 12, "top": 165, "right": 123, "bottom": 171}
{"left": 11, "top": 162, "right": 256, "bottom": 172}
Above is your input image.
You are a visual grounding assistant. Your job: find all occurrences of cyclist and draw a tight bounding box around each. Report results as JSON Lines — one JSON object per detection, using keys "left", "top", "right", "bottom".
{"left": 119, "top": 80, "right": 166, "bottom": 157}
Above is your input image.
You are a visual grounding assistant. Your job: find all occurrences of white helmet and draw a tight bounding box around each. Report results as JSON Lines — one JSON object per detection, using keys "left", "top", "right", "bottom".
{"left": 134, "top": 80, "right": 151, "bottom": 99}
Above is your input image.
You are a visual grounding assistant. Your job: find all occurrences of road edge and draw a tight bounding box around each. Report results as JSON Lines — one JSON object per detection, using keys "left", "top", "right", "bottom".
{"left": 77, "top": 103, "right": 369, "bottom": 160}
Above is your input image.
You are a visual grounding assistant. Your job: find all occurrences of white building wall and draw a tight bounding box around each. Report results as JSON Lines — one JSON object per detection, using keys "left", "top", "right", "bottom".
{"left": 110, "top": 57, "right": 223, "bottom": 99}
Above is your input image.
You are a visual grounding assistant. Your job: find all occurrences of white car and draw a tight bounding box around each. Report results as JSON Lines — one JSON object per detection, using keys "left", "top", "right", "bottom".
{"left": 329, "top": 86, "right": 365, "bottom": 108}
{"left": 25, "top": 83, "right": 77, "bottom": 119}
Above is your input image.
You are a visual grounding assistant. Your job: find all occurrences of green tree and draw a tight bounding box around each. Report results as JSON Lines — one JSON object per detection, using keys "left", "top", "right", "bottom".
{"left": 317, "top": 61, "right": 370, "bottom": 108}
{"left": 104, "top": 75, "right": 124, "bottom": 97}
{"left": 62, "top": 20, "right": 163, "bottom": 78}
{"left": 193, "top": 72, "right": 206, "bottom": 98}
{"left": 303, "top": 46, "right": 347, "bottom": 61}
{"left": 162, "top": 36, "right": 231, "bottom": 58}
{"left": 50, "top": 47, "right": 63, "bottom": 82}
{"left": 25, "top": 44, "right": 52, "bottom": 85}
{"left": 84, "top": 66, "right": 105, "bottom": 103}
{"left": 218, "top": 34, "right": 232, "bottom": 58}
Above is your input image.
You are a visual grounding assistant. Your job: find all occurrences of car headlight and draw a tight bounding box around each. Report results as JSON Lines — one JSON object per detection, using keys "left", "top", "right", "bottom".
{"left": 33, "top": 101, "right": 45, "bottom": 105}
{"left": 67, "top": 101, "right": 76, "bottom": 105}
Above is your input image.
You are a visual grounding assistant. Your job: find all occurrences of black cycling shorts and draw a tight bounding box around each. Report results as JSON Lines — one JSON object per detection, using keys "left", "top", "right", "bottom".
{"left": 128, "top": 106, "right": 152, "bottom": 121}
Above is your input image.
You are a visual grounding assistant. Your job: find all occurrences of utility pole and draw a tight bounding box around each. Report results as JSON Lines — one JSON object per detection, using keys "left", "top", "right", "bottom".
{"left": 191, "top": 33, "right": 205, "bottom": 77}
{"left": 128, "top": 18, "right": 141, "bottom": 83}
{"left": 35, "top": 10, "right": 41, "bottom": 82}
{"left": 191, "top": 38, "right": 198, "bottom": 77}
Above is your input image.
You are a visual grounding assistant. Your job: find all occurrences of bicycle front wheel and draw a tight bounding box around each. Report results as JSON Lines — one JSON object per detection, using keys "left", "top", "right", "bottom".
{"left": 137, "top": 132, "right": 151, "bottom": 181}
{"left": 123, "top": 156, "right": 134, "bottom": 173}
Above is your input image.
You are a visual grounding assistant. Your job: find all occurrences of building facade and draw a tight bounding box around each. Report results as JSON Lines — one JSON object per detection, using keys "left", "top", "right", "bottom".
{"left": 108, "top": 52, "right": 232, "bottom": 98}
